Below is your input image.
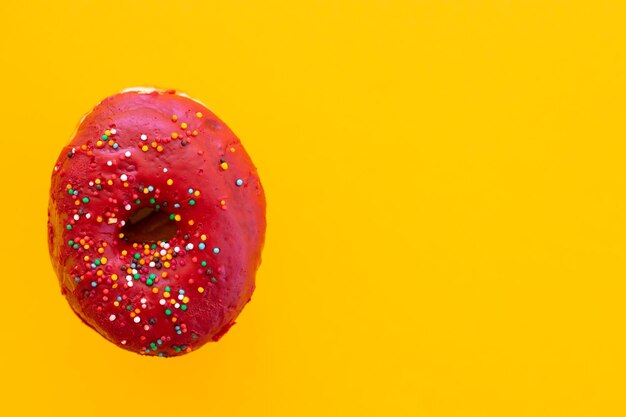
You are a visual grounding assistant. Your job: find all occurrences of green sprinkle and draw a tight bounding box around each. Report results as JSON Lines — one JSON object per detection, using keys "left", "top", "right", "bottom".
{"left": 66, "top": 224, "right": 72, "bottom": 230}
{"left": 181, "top": 305, "right": 187, "bottom": 311}
{"left": 102, "top": 135, "right": 108, "bottom": 140}
{"left": 134, "top": 253, "right": 141, "bottom": 259}
{"left": 150, "top": 198, "right": 156, "bottom": 204}
{"left": 68, "top": 240, "right": 74, "bottom": 246}
{"left": 165, "top": 286, "right": 170, "bottom": 292}
{"left": 189, "top": 199, "right": 196, "bottom": 205}
{"left": 165, "top": 309, "right": 172, "bottom": 315}
{"left": 68, "top": 189, "right": 74, "bottom": 195}
{"left": 133, "top": 273, "right": 140, "bottom": 280}
{"left": 135, "top": 199, "right": 141, "bottom": 204}
{"left": 94, "top": 259, "right": 101, "bottom": 266}
{"left": 201, "top": 261, "right": 207, "bottom": 267}
{"left": 146, "top": 279, "right": 153, "bottom": 286}
{"left": 82, "top": 197, "right": 89, "bottom": 203}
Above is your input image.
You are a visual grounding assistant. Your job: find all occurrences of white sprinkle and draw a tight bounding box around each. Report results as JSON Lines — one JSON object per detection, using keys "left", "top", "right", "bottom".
{"left": 141, "top": 134, "right": 147, "bottom": 141}
{"left": 125, "top": 204, "right": 131, "bottom": 211}
{"left": 88, "top": 181, "right": 94, "bottom": 186}
{"left": 143, "top": 325, "right": 150, "bottom": 331}
{"left": 163, "top": 168, "right": 168, "bottom": 173}
{"left": 164, "top": 243, "right": 171, "bottom": 249}
{"left": 85, "top": 213, "right": 91, "bottom": 219}
{"left": 127, "top": 281, "right": 134, "bottom": 287}
{"left": 134, "top": 316, "right": 140, "bottom": 323}
{"left": 140, "top": 298, "right": 147, "bottom": 304}
{"left": 159, "top": 299, "right": 166, "bottom": 305}
{"left": 178, "top": 294, "right": 184, "bottom": 301}
{"left": 109, "top": 314, "right": 116, "bottom": 321}
{"left": 175, "top": 303, "right": 180, "bottom": 308}
{"left": 110, "top": 129, "right": 117, "bottom": 135}
{"left": 124, "top": 151, "right": 131, "bottom": 158}
{"left": 142, "top": 304, "right": 147, "bottom": 309}
{"left": 54, "top": 166, "right": 59, "bottom": 171}
{"left": 174, "top": 246, "right": 180, "bottom": 252}
{"left": 120, "top": 220, "right": 126, "bottom": 226}
{"left": 186, "top": 243, "right": 194, "bottom": 251}
{"left": 121, "top": 340, "right": 127, "bottom": 345}
{"left": 132, "top": 269, "right": 138, "bottom": 274}
{"left": 71, "top": 147, "right": 76, "bottom": 154}
{"left": 126, "top": 275, "right": 132, "bottom": 281}
{"left": 73, "top": 214, "right": 80, "bottom": 221}
{"left": 120, "top": 174, "right": 128, "bottom": 181}
{"left": 160, "top": 249, "right": 167, "bottom": 256}
{"left": 107, "top": 160, "right": 113, "bottom": 166}
{"left": 149, "top": 262, "right": 156, "bottom": 267}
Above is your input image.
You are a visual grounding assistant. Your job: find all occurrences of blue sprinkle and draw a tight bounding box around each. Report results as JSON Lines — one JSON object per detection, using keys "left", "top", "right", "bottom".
{"left": 91, "top": 263, "right": 96, "bottom": 269}
{"left": 117, "top": 296, "right": 122, "bottom": 301}
{"left": 73, "top": 190, "right": 79, "bottom": 195}
{"left": 91, "top": 281, "right": 97, "bottom": 287}
{"left": 198, "top": 242, "right": 206, "bottom": 250}
{"left": 188, "top": 188, "right": 194, "bottom": 194}
{"left": 236, "top": 179, "right": 243, "bottom": 187}
{"left": 148, "top": 186, "right": 154, "bottom": 192}
{"left": 174, "top": 203, "right": 180, "bottom": 208}
{"left": 179, "top": 289, "right": 185, "bottom": 294}
{"left": 74, "top": 277, "right": 80, "bottom": 282}
{"left": 113, "top": 143, "right": 119, "bottom": 149}
{"left": 213, "top": 247, "right": 220, "bottom": 254}
{"left": 157, "top": 339, "right": 163, "bottom": 345}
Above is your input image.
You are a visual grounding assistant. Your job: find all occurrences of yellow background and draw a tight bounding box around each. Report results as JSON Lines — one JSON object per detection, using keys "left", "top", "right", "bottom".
{"left": 1, "top": 1, "right": 625, "bottom": 415}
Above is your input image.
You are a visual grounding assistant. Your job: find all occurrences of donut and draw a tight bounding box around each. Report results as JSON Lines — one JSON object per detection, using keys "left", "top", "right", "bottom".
{"left": 48, "top": 88, "right": 266, "bottom": 357}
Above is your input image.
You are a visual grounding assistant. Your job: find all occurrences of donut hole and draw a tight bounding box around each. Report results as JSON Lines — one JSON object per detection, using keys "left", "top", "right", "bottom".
{"left": 120, "top": 207, "right": 177, "bottom": 244}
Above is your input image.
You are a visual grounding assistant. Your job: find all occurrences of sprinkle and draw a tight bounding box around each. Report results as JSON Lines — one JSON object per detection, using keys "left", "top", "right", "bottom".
{"left": 124, "top": 151, "right": 131, "bottom": 158}
{"left": 181, "top": 122, "right": 188, "bottom": 129}
{"left": 236, "top": 179, "right": 243, "bottom": 187}
{"left": 213, "top": 247, "right": 220, "bottom": 254}
{"left": 198, "top": 287, "right": 204, "bottom": 293}
{"left": 165, "top": 309, "right": 172, "bottom": 315}
{"left": 134, "top": 316, "right": 141, "bottom": 323}
{"left": 140, "top": 134, "right": 147, "bottom": 141}
{"left": 189, "top": 199, "right": 196, "bottom": 205}
{"left": 109, "top": 315, "right": 116, "bottom": 321}
{"left": 141, "top": 145, "right": 149, "bottom": 152}
{"left": 120, "top": 174, "right": 128, "bottom": 181}
{"left": 107, "top": 160, "right": 113, "bottom": 166}
{"left": 198, "top": 243, "right": 206, "bottom": 250}
{"left": 186, "top": 243, "right": 194, "bottom": 251}
{"left": 82, "top": 197, "right": 90, "bottom": 203}
{"left": 167, "top": 179, "right": 173, "bottom": 186}
{"left": 171, "top": 132, "right": 178, "bottom": 139}
{"left": 163, "top": 168, "right": 168, "bottom": 173}
{"left": 171, "top": 114, "right": 178, "bottom": 122}
{"left": 196, "top": 112, "right": 203, "bottom": 118}
{"left": 110, "top": 129, "right": 117, "bottom": 135}
{"left": 220, "top": 162, "right": 229, "bottom": 170}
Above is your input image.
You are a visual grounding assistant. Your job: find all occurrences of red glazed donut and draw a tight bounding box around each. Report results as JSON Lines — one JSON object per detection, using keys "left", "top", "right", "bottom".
{"left": 48, "top": 88, "right": 266, "bottom": 357}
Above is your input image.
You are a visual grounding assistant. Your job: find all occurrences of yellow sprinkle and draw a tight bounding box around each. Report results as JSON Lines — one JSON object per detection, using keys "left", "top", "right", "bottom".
{"left": 161, "top": 272, "right": 168, "bottom": 278}
{"left": 181, "top": 122, "right": 188, "bottom": 129}
{"left": 142, "top": 145, "right": 149, "bottom": 152}
{"left": 182, "top": 296, "right": 189, "bottom": 304}
{"left": 112, "top": 283, "right": 118, "bottom": 289}
{"left": 166, "top": 254, "right": 172, "bottom": 260}
{"left": 95, "top": 178, "right": 101, "bottom": 184}
{"left": 83, "top": 256, "right": 90, "bottom": 262}
{"left": 96, "top": 141, "right": 103, "bottom": 148}
{"left": 174, "top": 214, "right": 181, "bottom": 221}
{"left": 107, "top": 180, "right": 113, "bottom": 186}
{"left": 201, "top": 234, "right": 207, "bottom": 241}
{"left": 152, "top": 287, "right": 159, "bottom": 294}
{"left": 83, "top": 245, "right": 90, "bottom": 250}
{"left": 66, "top": 184, "right": 72, "bottom": 189}
{"left": 105, "top": 130, "right": 111, "bottom": 136}
{"left": 220, "top": 200, "right": 226, "bottom": 206}
{"left": 198, "top": 287, "right": 204, "bottom": 293}
{"left": 171, "top": 132, "right": 178, "bottom": 139}
{"left": 167, "top": 179, "right": 173, "bottom": 186}
{"left": 108, "top": 140, "right": 115, "bottom": 146}
{"left": 196, "top": 112, "right": 203, "bottom": 118}
{"left": 163, "top": 292, "right": 170, "bottom": 298}
{"left": 111, "top": 274, "right": 118, "bottom": 281}
{"left": 101, "top": 257, "right": 108, "bottom": 264}
{"left": 164, "top": 261, "right": 171, "bottom": 268}
{"left": 170, "top": 299, "right": 176, "bottom": 305}
{"left": 97, "top": 247, "right": 105, "bottom": 254}
{"left": 171, "top": 114, "right": 178, "bottom": 121}
{"left": 121, "top": 250, "right": 128, "bottom": 256}
{"left": 143, "top": 188, "right": 149, "bottom": 194}
{"left": 123, "top": 182, "right": 129, "bottom": 188}
{"left": 220, "top": 162, "right": 229, "bottom": 170}
{"left": 113, "top": 301, "right": 119, "bottom": 306}
{"left": 230, "top": 147, "right": 236, "bottom": 152}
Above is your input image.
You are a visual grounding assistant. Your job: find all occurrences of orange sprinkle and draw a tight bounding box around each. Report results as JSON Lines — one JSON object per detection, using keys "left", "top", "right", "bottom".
{"left": 192, "top": 130, "right": 198, "bottom": 136}
{"left": 151, "top": 141, "right": 158, "bottom": 148}
{"left": 198, "top": 287, "right": 204, "bottom": 293}
{"left": 157, "top": 145, "right": 164, "bottom": 152}
{"left": 141, "top": 145, "right": 149, "bottom": 152}
{"left": 171, "top": 114, "right": 178, "bottom": 121}
{"left": 171, "top": 132, "right": 179, "bottom": 139}
{"left": 220, "top": 162, "right": 228, "bottom": 170}
{"left": 167, "top": 179, "right": 173, "bottom": 186}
